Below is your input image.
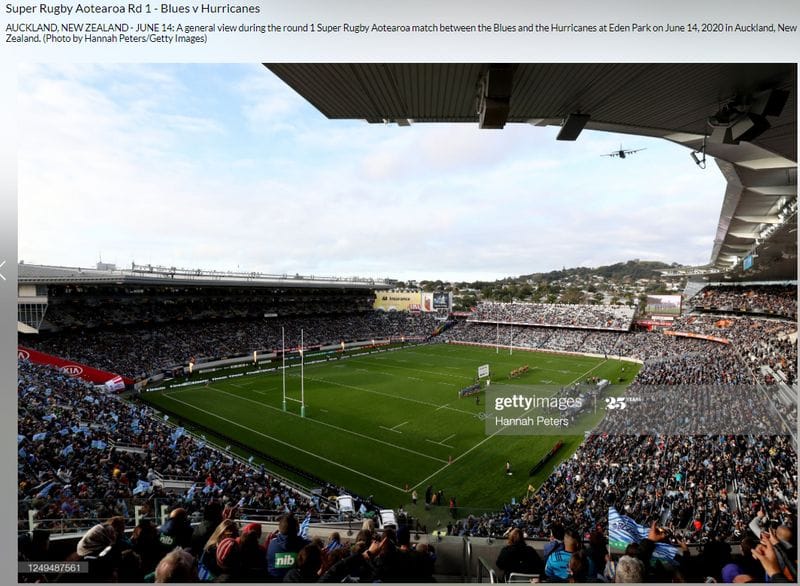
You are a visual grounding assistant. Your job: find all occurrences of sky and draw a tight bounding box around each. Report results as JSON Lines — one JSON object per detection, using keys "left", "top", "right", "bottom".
{"left": 17, "top": 63, "right": 728, "bottom": 282}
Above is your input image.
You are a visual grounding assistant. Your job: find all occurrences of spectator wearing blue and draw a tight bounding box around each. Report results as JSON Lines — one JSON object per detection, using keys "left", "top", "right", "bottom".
{"left": 545, "top": 528, "right": 580, "bottom": 581}
{"left": 267, "top": 514, "right": 310, "bottom": 580}
{"left": 159, "top": 508, "right": 193, "bottom": 553}
{"left": 544, "top": 523, "right": 565, "bottom": 560}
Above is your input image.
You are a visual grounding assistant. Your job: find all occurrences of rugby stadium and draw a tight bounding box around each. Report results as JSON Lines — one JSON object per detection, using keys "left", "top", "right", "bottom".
{"left": 17, "top": 63, "right": 797, "bottom": 583}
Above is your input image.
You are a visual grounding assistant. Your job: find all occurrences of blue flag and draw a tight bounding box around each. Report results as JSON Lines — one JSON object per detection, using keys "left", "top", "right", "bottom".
{"left": 37, "top": 481, "right": 58, "bottom": 498}
{"left": 298, "top": 511, "right": 312, "bottom": 540}
{"left": 61, "top": 444, "right": 74, "bottom": 457}
{"left": 608, "top": 507, "right": 678, "bottom": 561}
{"left": 32, "top": 432, "right": 47, "bottom": 441}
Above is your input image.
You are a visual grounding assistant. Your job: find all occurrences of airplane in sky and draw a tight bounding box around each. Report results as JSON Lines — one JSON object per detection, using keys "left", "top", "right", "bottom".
{"left": 602, "top": 145, "right": 646, "bottom": 159}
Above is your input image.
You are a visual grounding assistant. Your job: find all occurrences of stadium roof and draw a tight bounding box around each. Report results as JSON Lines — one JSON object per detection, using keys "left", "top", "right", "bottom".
{"left": 265, "top": 64, "right": 797, "bottom": 281}
{"left": 17, "top": 262, "right": 393, "bottom": 290}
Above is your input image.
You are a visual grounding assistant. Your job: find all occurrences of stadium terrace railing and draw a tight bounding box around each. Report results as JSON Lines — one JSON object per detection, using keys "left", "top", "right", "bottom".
{"left": 466, "top": 318, "right": 634, "bottom": 332}
{"left": 20, "top": 500, "right": 348, "bottom": 536}
{"left": 127, "top": 262, "right": 389, "bottom": 285}
{"left": 476, "top": 555, "right": 499, "bottom": 583}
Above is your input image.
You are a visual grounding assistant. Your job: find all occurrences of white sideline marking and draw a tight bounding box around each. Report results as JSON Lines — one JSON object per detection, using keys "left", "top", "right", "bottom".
{"left": 206, "top": 386, "right": 447, "bottom": 464}
{"left": 407, "top": 377, "right": 423, "bottom": 382}
{"left": 160, "top": 393, "right": 406, "bottom": 493}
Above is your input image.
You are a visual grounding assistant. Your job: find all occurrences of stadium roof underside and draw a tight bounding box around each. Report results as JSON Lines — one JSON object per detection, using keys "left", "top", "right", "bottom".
{"left": 265, "top": 63, "right": 797, "bottom": 282}
{"left": 17, "top": 263, "right": 392, "bottom": 290}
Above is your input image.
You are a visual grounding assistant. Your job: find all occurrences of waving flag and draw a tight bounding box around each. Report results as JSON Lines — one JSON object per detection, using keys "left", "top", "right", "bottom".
{"left": 104, "top": 376, "right": 125, "bottom": 392}
{"left": 608, "top": 507, "right": 678, "bottom": 561}
{"left": 298, "top": 511, "right": 312, "bottom": 539}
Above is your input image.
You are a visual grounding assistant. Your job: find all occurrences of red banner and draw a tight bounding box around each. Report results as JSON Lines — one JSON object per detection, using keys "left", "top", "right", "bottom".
{"left": 17, "top": 346, "right": 133, "bottom": 388}
{"left": 662, "top": 331, "right": 730, "bottom": 345}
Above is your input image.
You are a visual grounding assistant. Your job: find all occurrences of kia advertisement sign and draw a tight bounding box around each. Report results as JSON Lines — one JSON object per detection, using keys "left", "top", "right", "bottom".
{"left": 17, "top": 346, "right": 132, "bottom": 389}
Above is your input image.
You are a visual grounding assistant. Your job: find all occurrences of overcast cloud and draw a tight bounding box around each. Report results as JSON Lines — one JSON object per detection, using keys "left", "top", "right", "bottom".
{"left": 18, "top": 63, "right": 727, "bottom": 282}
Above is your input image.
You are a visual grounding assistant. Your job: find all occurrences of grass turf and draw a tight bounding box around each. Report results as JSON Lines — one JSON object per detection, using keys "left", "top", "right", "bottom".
{"left": 141, "top": 343, "right": 638, "bottom": 510}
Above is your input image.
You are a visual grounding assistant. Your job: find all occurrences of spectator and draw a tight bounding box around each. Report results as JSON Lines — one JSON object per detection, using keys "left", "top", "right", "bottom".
{"left": 159, "top": 508, "right": 194, "bottom": 553}
{"left": 284, "top": 544, "right": 323, "bottom": 582}
{"left": 214, "top": 537, "right": 241, "bottom": 582}
{"left": 495, "top": 528, "right": 543, "bottom": 581}
{"left": 545, "top": 528, "right": 580, "bottom": 581}
{"left": 154, "top": 547, "right": 196, "bottom": 583}
{"left": 614, "top": 555, "right": 645, "bottom": 583}
{"left": 267, "top": 514, "right": 310, "bottom": 580}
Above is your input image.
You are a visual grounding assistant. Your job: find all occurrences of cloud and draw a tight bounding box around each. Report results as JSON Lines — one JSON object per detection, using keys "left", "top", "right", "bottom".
{"left": 17, "top": 65, "right": 729, "bottom": 282}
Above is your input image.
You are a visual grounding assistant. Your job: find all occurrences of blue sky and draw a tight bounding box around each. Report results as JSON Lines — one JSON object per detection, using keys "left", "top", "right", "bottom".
{"left": 18, "top": 63, "right": 727, "bottom": 282}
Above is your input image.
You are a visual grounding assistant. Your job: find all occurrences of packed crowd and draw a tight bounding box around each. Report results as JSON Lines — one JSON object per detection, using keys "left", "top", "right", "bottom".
{"left": 468, "top": 301, "right": 635, "bottom": 331}
{"left": 669, "top": 314, "right": 797, "bottom": 386}
{"left": 18, "top": 361, "right": 332, "bottom": 534}
{"left": 689, "top": 285, "right": 797, "bottom": 320}
{"left": 446, "top": 322, "right": 723, "bottom": 362}
{"left": 462, "top": 431, "right": 796, "bottom": 545}
{"left": 20, "top": 511, "right": 437, "bottom": 583}
{"left": 448, "top": 315, "right": 798, "bottom": 390}
{"left": 485, "top": 520, "right": 796, "bottom": 583}
{"left": 22, "top": 312, "right": 439, "bottom": 380}
{"left": 42, "top": 286, "right": 376, "bottom": 330}
{"left": 461, "top": 327, "right": 798, "bottom": 553}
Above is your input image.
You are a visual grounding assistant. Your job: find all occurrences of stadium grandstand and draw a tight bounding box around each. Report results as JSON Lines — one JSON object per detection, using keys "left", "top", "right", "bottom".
{"left": 18, "top": 63, "right": 797, "bottom": 583}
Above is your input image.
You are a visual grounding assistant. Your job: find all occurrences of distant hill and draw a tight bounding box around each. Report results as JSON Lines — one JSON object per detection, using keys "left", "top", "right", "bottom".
{"left": 518, "top": 260, "right": 677, "bottom": 283}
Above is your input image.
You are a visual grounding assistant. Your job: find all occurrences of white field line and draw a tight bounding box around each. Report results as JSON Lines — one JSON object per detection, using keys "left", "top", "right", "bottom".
{"left": 289, "top": 373, "right": 475, "bottom": 417}
{"left": 160, "top": 393, "right": 406, "bottom": 493}
{"left": 379, "top": 426, "right": 403, "bottom": 434}
{"left": 205, "top": 386, "right": 447, "bottom": 464}
{"left": 410, "top": 358, "right": 610, "bottom": 490}
{"left": 425, "top": 439, "right": 454, "bottom": 449}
